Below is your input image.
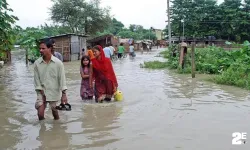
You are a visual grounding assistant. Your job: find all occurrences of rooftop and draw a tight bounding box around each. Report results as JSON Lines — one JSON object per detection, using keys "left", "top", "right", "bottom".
{"left": 40, "top": 33, "right": 89, "bottom": 40}
{"left": 87, "top": 34, "right": 114, "bottom": 43}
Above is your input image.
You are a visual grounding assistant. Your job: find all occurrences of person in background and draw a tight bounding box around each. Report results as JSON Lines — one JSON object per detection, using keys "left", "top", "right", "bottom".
{"left": 80, "top": 55, "right": 94, "bottom": 100}
{"left": 147, "top": 44, "right": 150, "bottom": 53}
{"left": 114, "top": 45, "right": 118, "bottom": 52}
{"left": 34, "top": 39, "right": 68, "bottom": 120}
{"left": 86, "top": 46, "right": 95, "bottom": 60}
{"left": 114, "top": 45, "right": 118, "bottom": 56}
{"left": 103, "top": 44, "right": 112, "bottom": 59}
{"left": 129, "top": 43, "right": 135, "bottom": 57}
{"left": 50, "top": 39, "right": 63, "bottom": 61}
{"left": 90, "top": 45, "right": 118, "bottom": 103}
{"left": 109, "top": 44, "right": 115, "bottom": 57}
{"left": 82, "top": 48, "right": 85, "bottom": 58}
{"left": 118, "top": 43, "right": 125, "bottom": 58}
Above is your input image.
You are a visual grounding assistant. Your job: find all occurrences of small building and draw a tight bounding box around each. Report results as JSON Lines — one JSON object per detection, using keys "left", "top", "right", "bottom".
{"left": 134, "top": 40, "right": 143, "bottom": 50}
{"left": 152, "top": 29, "right": 164, "bottom": 41}
{"left": 168, "top": 36, "right": 226, "bottom": 47}
{"left": 41, "top": 33, "right": 89, "bottom": 62}
{"left": 87, "top": 34, "right": 119, "bottom": 48}
{"left": 157, "top": 40, "right": 167, "bottom": 47}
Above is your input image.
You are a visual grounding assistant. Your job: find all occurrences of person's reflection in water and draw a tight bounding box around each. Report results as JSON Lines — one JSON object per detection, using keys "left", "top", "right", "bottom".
{"left": 81, "top": 104, "right": 123, "bottom": 148}
{"left": 38, "top": 122, "right": 70, "bottom": 149}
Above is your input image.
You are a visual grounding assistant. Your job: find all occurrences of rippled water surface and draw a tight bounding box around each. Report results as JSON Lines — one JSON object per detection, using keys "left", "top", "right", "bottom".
{"left": 0, "top": 49, "right": 249, "bottom": 150}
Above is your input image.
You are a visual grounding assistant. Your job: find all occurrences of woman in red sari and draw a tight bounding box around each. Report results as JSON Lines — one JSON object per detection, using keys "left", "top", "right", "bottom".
{"left": 90, "top": 45, "right": 118, "bottom": 103}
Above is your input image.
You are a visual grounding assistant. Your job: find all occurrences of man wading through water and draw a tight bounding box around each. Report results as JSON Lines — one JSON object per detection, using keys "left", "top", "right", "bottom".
{"left": 34, "top": 39, "right": 68, "bottom": 120}
{"left": 50, "top": 39, "right": 63, "bottom": 61}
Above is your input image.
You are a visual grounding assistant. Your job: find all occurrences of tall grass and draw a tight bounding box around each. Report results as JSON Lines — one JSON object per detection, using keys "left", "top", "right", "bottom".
{"left": 142, "top": 60, "right": 168, "bottom": 69}
{"left": 143, "top": 41, "right": 250, "bottom": 89}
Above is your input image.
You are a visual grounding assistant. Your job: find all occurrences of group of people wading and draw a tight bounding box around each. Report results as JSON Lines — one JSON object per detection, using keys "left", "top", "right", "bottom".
{"left": 33, "top": 38, "right": 118, "bottom": 121}
{"left": 80, "top": 45, "right": 118, "bottom": 102}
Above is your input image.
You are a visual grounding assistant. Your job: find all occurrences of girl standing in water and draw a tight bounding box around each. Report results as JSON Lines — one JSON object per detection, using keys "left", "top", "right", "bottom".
{"left": 80, "top": 56, "right": 94, "bottom": 100}
{"left": 90, "top": 45, "right": 118, "bottom": 103}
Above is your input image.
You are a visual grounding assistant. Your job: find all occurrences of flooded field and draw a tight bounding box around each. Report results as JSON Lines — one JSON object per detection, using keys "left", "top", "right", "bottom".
{"left": 0, "top": 49, "right": 249, "bottom": 150}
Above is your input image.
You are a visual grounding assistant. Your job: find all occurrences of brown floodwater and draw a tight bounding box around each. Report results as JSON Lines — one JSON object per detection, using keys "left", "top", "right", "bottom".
{"left": 0, "top": 49, "right": 249, "bottom": 150}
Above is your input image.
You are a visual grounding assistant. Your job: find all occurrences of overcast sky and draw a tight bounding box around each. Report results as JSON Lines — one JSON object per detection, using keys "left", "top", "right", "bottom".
{"left": 8, "top": 0, "right": 224, "bottom": 30}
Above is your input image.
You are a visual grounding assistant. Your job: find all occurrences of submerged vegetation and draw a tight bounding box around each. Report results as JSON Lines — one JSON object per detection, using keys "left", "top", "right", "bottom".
{"left": 142, "top": 61, "right": 168, "bottom": 69}
{"left": 144, "top": 41, "right": 250, "bottom": 90}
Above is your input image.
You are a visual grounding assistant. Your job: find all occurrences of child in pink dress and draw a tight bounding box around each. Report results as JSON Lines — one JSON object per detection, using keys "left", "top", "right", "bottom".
{"left": 80, "top": 56, "right": 94, "bottom": 100}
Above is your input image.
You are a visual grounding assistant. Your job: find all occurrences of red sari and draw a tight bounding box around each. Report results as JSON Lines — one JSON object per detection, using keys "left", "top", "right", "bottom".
{"left": 91, "top": 45, "right": 118, "bottom": 101}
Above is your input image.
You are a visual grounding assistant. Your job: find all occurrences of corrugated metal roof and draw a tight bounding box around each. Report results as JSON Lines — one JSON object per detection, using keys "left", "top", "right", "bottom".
{"left": 40, "top": 33, "right": 89, "bottom": 40}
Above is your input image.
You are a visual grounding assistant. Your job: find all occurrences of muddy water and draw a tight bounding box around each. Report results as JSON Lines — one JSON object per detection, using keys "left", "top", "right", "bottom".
{"left": 0, "top": 49, "right": 249, "bottom": 150}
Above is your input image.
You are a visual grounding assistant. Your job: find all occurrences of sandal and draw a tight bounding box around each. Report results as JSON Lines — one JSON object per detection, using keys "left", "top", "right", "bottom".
{"left": 56, "top": 103, "right": 71, "bottom": 111}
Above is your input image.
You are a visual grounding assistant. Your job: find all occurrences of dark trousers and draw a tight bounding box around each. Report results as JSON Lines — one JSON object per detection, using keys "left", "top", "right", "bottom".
{"left": 118, "top": 53, "right": 122, "bottom": 58}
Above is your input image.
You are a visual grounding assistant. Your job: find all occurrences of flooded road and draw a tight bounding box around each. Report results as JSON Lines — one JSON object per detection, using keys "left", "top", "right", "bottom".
{"left": 0, "top": 49, "right": 250, "bottom": 150}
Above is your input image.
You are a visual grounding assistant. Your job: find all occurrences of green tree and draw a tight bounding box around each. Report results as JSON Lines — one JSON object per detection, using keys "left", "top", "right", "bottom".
{"left": 220, "top": 0, "right": 241, "bottom": 40}
{"left": 109, "top": 18, "right": 124, "bottom": 35}
{"left": 129, "top": 24, "right": 144, "bottom": 33}
{"left": 0, "top": 0, "right": 19, "bottom": 61}
{"left": 117, "top": 29, "right": 140, "bottom": 40}
{"left": 40, "top": 23, "right": 71, "bottom": 37}
{"left": 50, "top": 0, "right": 111, "bottom": 35}
{"left": 96, "top": 18, "right": 124, "bottom": 35}
{"left": 170, "top": 0, "right": 193, "bottom": 37}
{"left": 16, "top": 27, "right": 47, "bottom": 64}
{"left": 142, "top": 32, "right": 157, "bottom": 41}
{"left": 168, "top": 0, "right": 250, "bottom": 42}
{"left": 238, "top": 0, "right": 250, "bottom": 41}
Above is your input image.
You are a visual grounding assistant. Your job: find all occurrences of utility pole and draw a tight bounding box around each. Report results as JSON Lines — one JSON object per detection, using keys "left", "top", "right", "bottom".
{"left": 181, "top": 19, "right": 184, "bottom": 42}
{"left": 167, "top": 0, "right": 171, "bottom": 47}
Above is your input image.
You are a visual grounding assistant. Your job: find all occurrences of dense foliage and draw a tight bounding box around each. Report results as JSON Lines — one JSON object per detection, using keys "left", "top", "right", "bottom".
{"left": 157, "top": 41, "right": 250, "bottom": 89}
{"left": 142, "top": 60, "right": 168, "bottom": 69}
{"left": 16, "top": 28, "right": 47, "bottom": 61}
{"left": 0, "top": 0, "right": 19, "bottom": 61}
{"left": 50, "top": 0, "right": 112, "bottom": 35}
{"left": 166, "top": 0, "right": 250, "bottom": 42}
{"left": 96, "top": 19, "right": 157, "bottom": 40}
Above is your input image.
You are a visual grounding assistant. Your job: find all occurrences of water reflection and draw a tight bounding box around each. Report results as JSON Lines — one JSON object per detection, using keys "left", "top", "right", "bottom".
{"left": 0, "top": 49, "right": 250, "bottom": 150}
{"left": 0, "top": 51, "right": 28, "bottom": 149}
{"left": 38, "top": 122, "right": 70, "bottom": 149}
{"left": 165, "top": 69, "right": 249, "bottom": 111}
{"left": 0, "top": 88, "right": 21, "bottom": 149}
{"left": 71, "top": 103, "right": 122, "bottom": 149}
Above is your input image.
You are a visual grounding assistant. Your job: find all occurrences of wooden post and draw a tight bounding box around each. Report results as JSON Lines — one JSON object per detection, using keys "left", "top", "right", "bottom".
{"left": 179, "top": 44, "right": 184, "bottom": 68}
{"left": 26, "top": 49, "right": 28, "bottom": 65}
{"left": 191, "top": 42, "right": 195, "bottom": 78}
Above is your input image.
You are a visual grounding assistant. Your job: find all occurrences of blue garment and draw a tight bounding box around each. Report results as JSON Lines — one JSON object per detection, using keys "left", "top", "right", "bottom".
{"left": 129, "top": 45, "right": 134, "bottom": 52}
{"left": 109, "top": 46, "right": 114, "bottom": 56}
{"left": 103, "top": 47, "right": 112, "bottom": 58}
{"left": 54, "top": 52, "right": 63, "bottom": 62}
